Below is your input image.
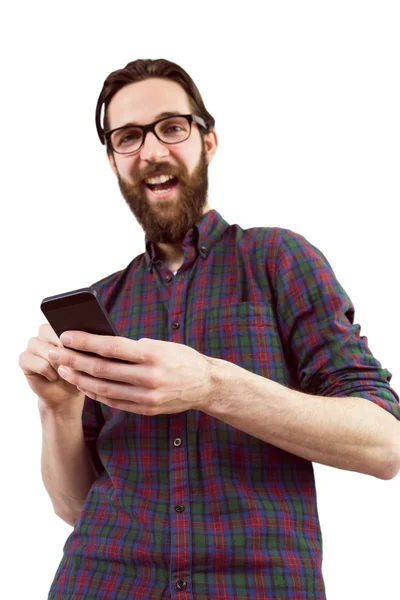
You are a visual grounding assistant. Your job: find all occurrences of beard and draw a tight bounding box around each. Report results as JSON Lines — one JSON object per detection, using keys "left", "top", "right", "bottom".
{"left": 116, "top": 142, "right": 209, "bottom": 244}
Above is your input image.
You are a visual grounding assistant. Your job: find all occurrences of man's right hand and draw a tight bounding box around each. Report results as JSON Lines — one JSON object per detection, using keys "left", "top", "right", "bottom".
{"left": 19, "top": 323, "right": 85, "bottom": 414}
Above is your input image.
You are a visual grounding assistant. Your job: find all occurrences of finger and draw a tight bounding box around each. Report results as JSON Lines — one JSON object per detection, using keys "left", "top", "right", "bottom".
{"left": 25, "top": 337, "right": 64, "bottom": 382}
{"left": 75, "top": 384, "right": 161, "bottom": 416}
{"left": 81, "top": 391, "right": 148, "bottom": 414}
{"left": 58, "top": 367, "right": 154, "bottom": 404}
{"left": 54, "top": 348, "right": 152, "bottom": 386}
{"left": 28, "top": 337, "right": 62, "bottom": 366}
{"left": 39, "top": 323, "right": 63, "bottom": 347}
{"left": 19, "top": 351, "right": 60, "bottom": 382}
{"left": 60, "top": 332, "right": 147, "bottom": 364}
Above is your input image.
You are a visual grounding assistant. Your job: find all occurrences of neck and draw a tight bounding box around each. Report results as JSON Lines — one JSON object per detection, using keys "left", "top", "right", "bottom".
{"left": 155, "top": 242, "right": 184, "bottom": 271}
{"left": 152, "top": 202, "right": 211, "bottom": 270}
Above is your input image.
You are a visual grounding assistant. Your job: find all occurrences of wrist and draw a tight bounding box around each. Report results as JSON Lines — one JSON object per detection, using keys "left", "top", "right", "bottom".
{"left": 37, "top": 395, "right": 84, "bottom": 421}
{"left": 201, "top": 356, "right": 242, "bottom": 416}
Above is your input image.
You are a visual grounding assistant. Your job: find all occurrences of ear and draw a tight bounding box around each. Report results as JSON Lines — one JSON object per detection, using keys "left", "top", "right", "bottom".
{"left": 107, "top": 151, "right": 118, "bottom": 176}
{"left": 204, "top": 129, "right": 218, "bottom": 165}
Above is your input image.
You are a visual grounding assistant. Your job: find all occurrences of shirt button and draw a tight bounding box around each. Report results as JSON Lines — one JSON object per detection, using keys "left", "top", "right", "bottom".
{"left": 172, "top": 321, "right": 180, "bottom": 330}
{"left": 174, "top": 438, "right": 182, "bottom": 447}
{"left": 176, "top": 579, "right": 187, "bottom": 591}
{"left": 164, "top": 275, "right": 172, "bottom": 283}
{"left": 175, "top": 504, "right": 185, "bottom": 513}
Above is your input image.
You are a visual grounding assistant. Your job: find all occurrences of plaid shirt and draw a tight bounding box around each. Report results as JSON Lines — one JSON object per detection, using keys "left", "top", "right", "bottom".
{"left": 48, "top": 209, "right": 399, "bottom": 600}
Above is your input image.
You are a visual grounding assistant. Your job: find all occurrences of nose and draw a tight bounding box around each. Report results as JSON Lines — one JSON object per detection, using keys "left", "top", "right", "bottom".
{"left": 139, "top": 131, "right": 170, "bottom": 162}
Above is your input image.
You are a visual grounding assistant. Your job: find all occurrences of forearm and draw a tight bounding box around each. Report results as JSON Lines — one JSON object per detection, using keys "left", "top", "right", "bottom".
{"left": 38, "top": 400, "right": 98, "bottom": 525}
{"left": 203, "top": 358, "right": 400, "bottom": 480}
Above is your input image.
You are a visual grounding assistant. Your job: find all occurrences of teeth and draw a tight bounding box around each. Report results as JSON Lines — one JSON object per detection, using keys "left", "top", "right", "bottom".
{"left": 151, "top": 188, "right": 173, "bottom": 195}
{"left": 144, "top": 174, "right": 174, "bottom": 185}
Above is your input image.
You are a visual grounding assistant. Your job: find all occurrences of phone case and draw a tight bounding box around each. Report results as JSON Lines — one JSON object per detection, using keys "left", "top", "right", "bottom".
{"left": 41, "top": 287, "right": 119, "bottom": 339}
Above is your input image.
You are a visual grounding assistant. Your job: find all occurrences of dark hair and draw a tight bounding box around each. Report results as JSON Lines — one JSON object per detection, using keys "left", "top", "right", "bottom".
{"left": 95, "top": 58, "right": 215, "bottom": 153}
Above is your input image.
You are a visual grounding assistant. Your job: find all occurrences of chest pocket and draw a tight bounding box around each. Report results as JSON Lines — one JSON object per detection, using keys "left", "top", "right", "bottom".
{"left": 203, "top": 301, "right": 281, "bottom": 378}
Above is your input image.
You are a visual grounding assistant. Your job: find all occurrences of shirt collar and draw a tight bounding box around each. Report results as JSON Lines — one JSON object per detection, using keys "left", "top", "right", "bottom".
{"left": 145, "top": 209, "right": 230, "bottom": 272}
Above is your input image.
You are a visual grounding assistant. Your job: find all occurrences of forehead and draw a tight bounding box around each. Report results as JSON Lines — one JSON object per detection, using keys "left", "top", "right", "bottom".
{"left": 107, "top": 78, "right": 192, "bottom": 129}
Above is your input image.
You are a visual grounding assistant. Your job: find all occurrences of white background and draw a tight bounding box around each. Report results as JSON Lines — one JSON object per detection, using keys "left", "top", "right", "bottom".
{"left": 2, "top": 1, "right": 399, "bottom": 598}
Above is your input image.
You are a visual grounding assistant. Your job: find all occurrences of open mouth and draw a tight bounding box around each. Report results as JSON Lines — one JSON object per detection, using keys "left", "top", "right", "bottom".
{"left": 144, "top": 176, "right": 179, "bottom": 197}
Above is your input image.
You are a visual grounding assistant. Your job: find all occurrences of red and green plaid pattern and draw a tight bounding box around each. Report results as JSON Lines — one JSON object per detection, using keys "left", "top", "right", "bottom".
{"left": 48, "top": 209, "right": 399, "bottom": 599}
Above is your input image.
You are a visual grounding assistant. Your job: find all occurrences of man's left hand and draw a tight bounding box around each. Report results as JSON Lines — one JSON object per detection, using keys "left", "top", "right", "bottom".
{"left": 50, "top": 332, "right": 214, "bottom": 415}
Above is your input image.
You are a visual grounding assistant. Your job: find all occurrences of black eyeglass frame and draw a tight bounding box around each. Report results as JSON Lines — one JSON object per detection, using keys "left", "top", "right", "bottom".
{"left": 104, "top": 114, "right": 208, "bottom": 155}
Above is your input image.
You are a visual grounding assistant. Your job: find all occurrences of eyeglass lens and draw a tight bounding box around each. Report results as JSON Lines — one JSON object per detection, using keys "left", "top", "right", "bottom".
{"left": 110, "top": 116, "right": 191, "bottom": 154}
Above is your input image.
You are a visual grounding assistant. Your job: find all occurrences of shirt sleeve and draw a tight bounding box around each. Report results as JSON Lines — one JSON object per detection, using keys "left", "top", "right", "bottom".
{"left": 82, "top": 395, "right": 105, "bottom": 476}
{"left": 274, "top": 229, "right": 400, "bottom": 420}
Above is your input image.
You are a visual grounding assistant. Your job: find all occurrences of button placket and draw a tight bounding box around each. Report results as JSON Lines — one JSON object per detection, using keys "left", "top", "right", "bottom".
{"left": 165, "top": 255, "right": 192, "bottom": 593}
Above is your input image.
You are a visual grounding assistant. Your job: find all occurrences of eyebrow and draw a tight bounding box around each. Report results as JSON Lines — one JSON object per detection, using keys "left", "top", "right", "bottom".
{"left": 120, "top": 111, "right": 183, "bottom": 128}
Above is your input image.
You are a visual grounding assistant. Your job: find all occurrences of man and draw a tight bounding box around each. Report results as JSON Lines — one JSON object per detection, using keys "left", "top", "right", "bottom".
{"left": 20, "top": 59, "right": 400, "bottom": 599}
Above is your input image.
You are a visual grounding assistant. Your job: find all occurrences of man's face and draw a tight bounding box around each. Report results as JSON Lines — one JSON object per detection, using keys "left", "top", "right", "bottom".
{"left": 106, "top": 78, "right": 217, "bottom": 244}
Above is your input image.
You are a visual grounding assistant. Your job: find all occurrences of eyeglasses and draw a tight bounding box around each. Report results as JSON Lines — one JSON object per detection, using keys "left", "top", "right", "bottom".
{"left": 104, "top": 114, "right": 208, "bottom": 155}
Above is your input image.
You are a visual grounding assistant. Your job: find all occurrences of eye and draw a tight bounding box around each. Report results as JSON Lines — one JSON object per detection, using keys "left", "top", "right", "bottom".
{"left": 112, "top": 127, "right": 142, "bottom": 148}
{"left": 165, "top": 125, "right": 183, "bottom": 133}
{"left": 120, "top": 132, "right": 141, "bottom": 145}
{"left": 157, "top": 117, "right": 190, "bottom": 140}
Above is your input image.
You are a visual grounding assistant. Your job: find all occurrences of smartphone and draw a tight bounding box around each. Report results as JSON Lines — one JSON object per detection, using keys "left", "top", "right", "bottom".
{"left": 41, "top": 287, "right": 120, "bottom": 359}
